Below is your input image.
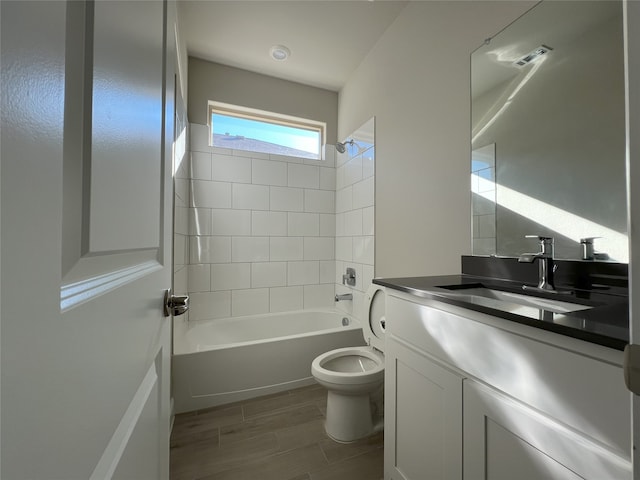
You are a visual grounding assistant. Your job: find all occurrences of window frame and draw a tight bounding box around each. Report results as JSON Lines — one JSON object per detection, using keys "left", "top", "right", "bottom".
{"left": 208, "top": 101, "right": 326, "bottom": 160}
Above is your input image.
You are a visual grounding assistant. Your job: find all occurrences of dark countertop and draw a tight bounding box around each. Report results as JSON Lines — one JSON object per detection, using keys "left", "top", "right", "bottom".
{"left": 373, "top": 274, "right": 629, "bottom": 351}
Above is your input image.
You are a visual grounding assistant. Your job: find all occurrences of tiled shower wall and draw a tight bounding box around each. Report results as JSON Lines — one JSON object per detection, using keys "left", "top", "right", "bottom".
{"left": 334, "top": 119, "right": 375, "bottom": 322}
{"left": 175, "top": 121, "right": 375, "bottom": 324}
{"left": 179, "top": 123, "right": 338, "bottom": 321}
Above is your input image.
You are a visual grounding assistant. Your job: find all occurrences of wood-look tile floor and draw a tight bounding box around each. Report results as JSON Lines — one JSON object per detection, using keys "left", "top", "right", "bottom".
{"left": 170, "top": 384, "right": 384, "bottom": 480}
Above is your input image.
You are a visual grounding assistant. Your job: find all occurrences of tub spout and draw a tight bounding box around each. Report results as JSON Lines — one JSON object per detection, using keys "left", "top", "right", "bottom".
{"left": 335, "top": 293, "right": 353, "bottom": 302}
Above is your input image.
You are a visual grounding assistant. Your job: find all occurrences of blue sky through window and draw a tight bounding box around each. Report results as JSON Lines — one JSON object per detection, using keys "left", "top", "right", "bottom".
{"left": 212, "top": 113, "right": 319, "bottom": 155}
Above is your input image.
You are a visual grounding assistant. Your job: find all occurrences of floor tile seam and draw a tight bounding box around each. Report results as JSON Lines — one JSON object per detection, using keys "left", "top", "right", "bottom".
{"left": 318, "top": 444, "right": 385, "bottom": 471}
{"left": 234, "top": 402, "right": 324, "bottom": 428}
{"left": 242, "top": 399, "right": 323, "bottom": 421}
{"left": 193, "top": 443, "right": 329, "bottom": 479}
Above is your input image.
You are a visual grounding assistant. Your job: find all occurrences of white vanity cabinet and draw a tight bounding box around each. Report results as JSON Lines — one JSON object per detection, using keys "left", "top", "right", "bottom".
{"left": 384, "top": 291, "right": 632, "bottom": 480}
{"left": 384, "top": 334, "right": 463, "bottom": 480}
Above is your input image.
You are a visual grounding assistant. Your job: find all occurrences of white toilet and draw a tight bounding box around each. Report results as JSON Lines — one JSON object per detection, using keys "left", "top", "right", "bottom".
{"left": 311, "top": 284, "right": 387, "bottom": 442}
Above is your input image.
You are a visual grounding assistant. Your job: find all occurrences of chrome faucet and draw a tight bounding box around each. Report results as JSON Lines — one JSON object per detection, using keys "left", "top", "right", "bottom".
{"left": 335, "top": 293, "right": 353, "bottom": 302}
{"left": 518, "top": 235, "right": 557, "bottom": 291}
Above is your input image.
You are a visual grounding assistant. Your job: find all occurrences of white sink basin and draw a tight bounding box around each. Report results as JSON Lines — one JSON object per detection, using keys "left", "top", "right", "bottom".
{"left": 451, "top": 287, "right": 592, "bottom": 314}
{"left": 436, "top": 284, "right": 593, "bottom": 318}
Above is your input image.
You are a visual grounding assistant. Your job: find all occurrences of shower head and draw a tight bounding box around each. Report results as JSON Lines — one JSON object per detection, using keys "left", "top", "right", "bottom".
{"left": 335, "top": 139, "right": 355, "bottom": 154}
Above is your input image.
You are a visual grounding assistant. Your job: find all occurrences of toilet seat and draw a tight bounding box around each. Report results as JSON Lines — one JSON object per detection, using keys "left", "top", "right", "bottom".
{"left": 312, "top": 346, "right": 384, "bottom": 386}
{"left": 363, "top": 284, "right": 386, "bottom": 352}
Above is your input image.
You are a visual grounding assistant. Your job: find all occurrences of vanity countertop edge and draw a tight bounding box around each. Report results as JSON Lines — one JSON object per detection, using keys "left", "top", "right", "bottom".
{"left": 373, "top": 274, "right": 629, "bottom": 351}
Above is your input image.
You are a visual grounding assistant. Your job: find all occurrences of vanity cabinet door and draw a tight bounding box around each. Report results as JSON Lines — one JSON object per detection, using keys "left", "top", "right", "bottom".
{"left": 463, "top": 380, "right": 631, "bottom": 480}
{"left": 385, "top": 336, "right": 463, "bottom": 480}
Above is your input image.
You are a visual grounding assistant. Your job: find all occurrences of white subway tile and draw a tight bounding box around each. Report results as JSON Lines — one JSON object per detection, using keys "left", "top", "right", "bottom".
{"left": 304, "top": 284, "right": 335, "bottom": 309}
{"left": 362, "top": 148, "right": 375, "bottom": 179}
{"left": 336, "top": 164, "right": 346, "bottom": 191}
{"left": 344, "top": 157, "right": 363, "bottom": 186}
{"left": 251, "top": 262, "right": 287, "bottom": 288}
{"left": 335, "top": 187, "right": 352, "bottom": 213}
{"left": 353, "top": 176, "right": 375, "bottom": 209}
{"left": 232, "top": 289, "right": 269, "bottom": 317}
{"left": 190, "top": 123, "right": 212, "bottom": 153}
{"left": 336, "top": 149, "right": 349, "bottom": 168}
{"left": 344, "top": 209, "right": 363, "bottom": 236}
{"left": 173, "top": 233, "right": 188, "bottom": 266}
{"left": 174, "top": 207, "right": 189, "bottom": 235}
{"left": 191, "top": 180, "right": 231, "bottom": 208}
{"left": 288, "top": 212, "right": 319, "bottom": 236}
{"left": 322, "top": 145, "right": 336, "bottom": 168}
{"left": 270, "top": 187, "right": 303, "bottom": 212}
{"left": 335, "top": 213, "right": 345, "bottom": 237}
{"left": 189, "top": 291, "right": 230, "bottom": 321}
{"left": 362, "top": 265, "right": 375, "bottom": 293}
{"left": 189, "top": 236, "right": 231, "bottom": 264}
{"left": 319, "top": 260, "right": 335, "bottom": 284}
{"left": 288, "top": 163, "right": 319, "bottom": 189}
{"left": 252, "top": 211, "right": 287, "bottom": 236}
{"left": 270, "top": 286, "right": 303, "bottom": 312}
{"left": 304, "top": 189, "right": 335, "bottom": 214}
{"left": 233, "top": 149, "right": 269, "bottom": 160}
{"left": 211, "top": 263, "right": 251, "bottom": 291}
{"left": 189, "top": 208, "right": 212, "bottom": 235}
{"left": 212, "top": 154, "right": 252, "bottom": 183}
{"left": 353, "top": 235, "right": 375, "bottom": 265}
{"left": 336, "top": 237, "right": 353, "bottom": 262}
{"left": 362, "top": 207, "right": 375, "bottom": 236}
{"left": 188, "top": 264, "right": 211, "bottom": 292}
{"left": 319, "top": 214, "right": 336, "bottom": 237}
{"left": 319, "top": 167, "right": 336, "bottom": 191}
{"left": 270, "top": 153, "right": 302, "bottom": 164}
{"left": 334, "top": 260, "right": 345, "bottom": 284}
{"left": 211, "top": 209, "right": 251, "bottom": 236}
{"left": 191, "top": 151, "right": 212, "bottom": 180}
{"left": 232, "top": 236, "right": 269, "bottom": 262}
{"left": 252, "top": 158, "right": 287, "bottom": 186}
{"left": 173, "top": 265, "right": 188, "bottom": 294}
{"left": 175, "top": 149, "right": 190, "bottom": 179}
{"left": 287, "top": 261, "right": 319, "bottom": 286}
{"left": 232, "top": 183, "right": 269, "bottom": 210}
{"left": 304, "top": 237, "right": 335, "bottom": 260}
{"left": 175, "top": 178, "right": 189, "bottom": 207}
{"left": 270, "top": 237, "right": 303, "bottom": 261}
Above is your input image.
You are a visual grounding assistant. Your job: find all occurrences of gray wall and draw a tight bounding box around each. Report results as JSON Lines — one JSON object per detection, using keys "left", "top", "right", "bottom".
{"left": 338, "top": 1, "right": 535, "bottom": 277}
{"left": 188, "top": 58, "right": 339, "bottom": 145}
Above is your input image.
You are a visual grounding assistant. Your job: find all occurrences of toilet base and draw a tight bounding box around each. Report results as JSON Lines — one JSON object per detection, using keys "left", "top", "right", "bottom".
{"left": 324, "top": 390, "right": 382, "bottom": 443}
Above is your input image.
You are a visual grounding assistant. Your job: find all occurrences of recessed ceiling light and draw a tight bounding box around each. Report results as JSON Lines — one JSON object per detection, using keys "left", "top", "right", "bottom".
{"left": 270, "top": 45, "right": 291, "bottom": 62}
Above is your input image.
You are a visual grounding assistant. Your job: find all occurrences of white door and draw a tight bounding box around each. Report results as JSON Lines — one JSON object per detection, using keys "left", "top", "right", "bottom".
{"left": 1, "top": 0, "right": 175, "bottom": 478}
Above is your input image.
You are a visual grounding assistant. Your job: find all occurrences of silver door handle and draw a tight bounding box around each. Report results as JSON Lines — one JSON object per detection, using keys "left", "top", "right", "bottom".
{"left": 164, "top": 289, "right": 189, "bottom": 317}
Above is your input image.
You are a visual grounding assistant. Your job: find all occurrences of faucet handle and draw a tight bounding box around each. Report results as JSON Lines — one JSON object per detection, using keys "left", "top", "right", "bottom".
{"left": 525, "top": 235, "right": 553, "bottom": 241}
{"left": 525, "top": 235, "right": 554, "bottom": 255}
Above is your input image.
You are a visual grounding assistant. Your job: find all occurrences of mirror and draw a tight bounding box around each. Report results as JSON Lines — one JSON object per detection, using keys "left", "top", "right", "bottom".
{"left": 471, "top": 1, "right": 627, "bottom": 262}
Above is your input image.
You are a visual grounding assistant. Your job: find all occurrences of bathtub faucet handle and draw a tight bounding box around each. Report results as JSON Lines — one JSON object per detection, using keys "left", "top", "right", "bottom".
{"left": 342, "top": 267, "right": 356, "bottom": 287}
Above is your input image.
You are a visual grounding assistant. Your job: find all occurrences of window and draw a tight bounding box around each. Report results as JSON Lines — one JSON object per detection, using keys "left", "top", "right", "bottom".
{"left": 209, "top": 102, "right": 325, "bottom": 160}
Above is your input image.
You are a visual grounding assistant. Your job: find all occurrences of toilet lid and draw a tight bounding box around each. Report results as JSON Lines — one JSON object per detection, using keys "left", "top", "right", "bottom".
{"left": 363, "top": 284, "right": 386, "bottom": 352}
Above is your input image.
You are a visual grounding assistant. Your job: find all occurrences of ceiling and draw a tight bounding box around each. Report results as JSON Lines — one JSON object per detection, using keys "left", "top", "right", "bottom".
{"left": 178, "top": 0, "right": 409, "bottom": 92}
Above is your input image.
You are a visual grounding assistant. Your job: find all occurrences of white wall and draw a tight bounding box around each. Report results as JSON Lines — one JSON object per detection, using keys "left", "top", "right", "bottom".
{"left": 338, "top": 1, "right": 535, "bottom": 277}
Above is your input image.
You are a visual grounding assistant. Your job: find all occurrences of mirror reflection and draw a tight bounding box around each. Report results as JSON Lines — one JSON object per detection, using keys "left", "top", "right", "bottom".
{"left": 471, "top": 1, "right": 627, "bottom": 262}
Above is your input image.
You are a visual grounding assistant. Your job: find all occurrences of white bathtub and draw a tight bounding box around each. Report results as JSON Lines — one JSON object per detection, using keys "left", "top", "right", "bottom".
{"left": 172, "top": 309, "right": 366, "bottom": 413}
